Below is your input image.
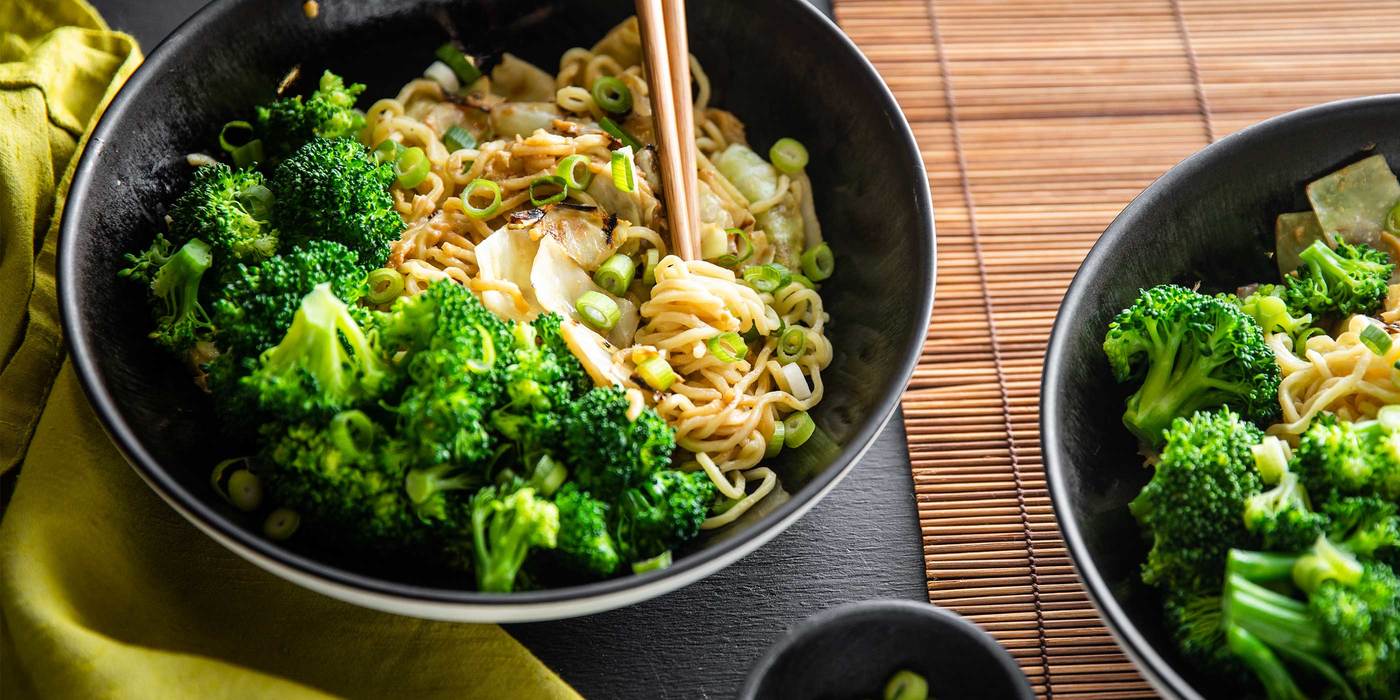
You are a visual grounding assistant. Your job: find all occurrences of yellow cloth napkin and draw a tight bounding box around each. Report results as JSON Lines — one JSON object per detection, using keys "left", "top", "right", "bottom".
{"left": 0, "top": 3, "right": 582, "bottom": 698}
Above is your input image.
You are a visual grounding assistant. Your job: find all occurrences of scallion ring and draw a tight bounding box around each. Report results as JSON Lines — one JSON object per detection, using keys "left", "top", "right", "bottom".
{"left": 742, "top": 263, "right": 791, "bottom": 293}
{"left": 591, "top": 76, "right": 634, "bottom": 114}
{"left": 236, "top": 184, "right": 275, "bottom": 222}
{"left": 600, "top": 117, "right": 643, "bottom": 151}
{"left": 263, "top": 508, "right": 301, "bottom": 540}
{"left": 232, "top": 139, "right": 264, "bottom": 169}
{"left": 765, "top": 419, "right": 786, "bottom": 458}
{"left": 637, "top": 356, "right": 676, "bottom": 392}
{"left": 713, "top": 228, "right": 754, "bottom": 268}
{"left": 219, "top": 120, "right": 256, "bottom": 154}
{"left": 394, "top": 146, "right": 431, "bottom": 189}
{"left": 443, "top": 125, "right": 476, "bottom": 152}
{"left": 556, "top": 154, "right": 594, "bottom": 189}
{"left": 786, "top": 273, "right": 815, "bottom": 290}
{"left": 435, "top": 42, "right": 482, "bottom": 85}
{"left": 576, "top": 291, "right": 621, "bottom": 331}
{"left": 611, "top": 146, "right": 637, "bottom": 193}
{"left": 593, "top": 253, "right": 637, "bottom": 296}
{"left": 373, "top": 139, "right": 405, "bottom": 165}
{"left": 707, "top": 332, "right": 747, "bottom": 363}
{"left": 227, "top": 469, "right": 263, "bottom": 512}
{"left": 466, "top": 323, "right": 497, "bottom": 374}
{"left": 769, "top": 137, "right": 809, "bottom": 174}
{"left": 800, "top": 242, "right": 835, "bottom": 282}
{"left": 367, "top": 268, "right": 405, "bottom": 305}
{"left": 463, "top": 178, "right": 503, "bottom": 218}
{"left": 210, "top": 457, "right": 247, "bottom": 500}
{"left": 1389, "top": 202, "right": 1400, "bottom": 234}
{"left": 632, "top": 551, "right": 673, "bottom": 574}
{"left": 1361, "top": 324, "right": 1392, "bottom": 356}
{"left": 329, "top": 410, "right": 375, "bottom": 460}
{"left": 641, "top": 248, "right": 660, "bottom": 286}
{"left": 777, "top": 326, "right": 807, "bottom": 364}
{"left": 529, "top": 174, "right": 568, "bottom": 206}
{"left": 783, "top": 411, "right": 816, "bottom": 449}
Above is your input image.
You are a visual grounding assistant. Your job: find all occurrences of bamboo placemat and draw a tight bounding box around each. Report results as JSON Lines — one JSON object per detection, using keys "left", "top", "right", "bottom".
{"left": 833, "top": 0, "right": 1400, "bottom": 696}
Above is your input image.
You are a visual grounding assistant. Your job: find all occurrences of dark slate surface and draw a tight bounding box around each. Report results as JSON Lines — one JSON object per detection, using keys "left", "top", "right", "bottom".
{"left": 87, "top": 2, "right": 923, "bottom": 698}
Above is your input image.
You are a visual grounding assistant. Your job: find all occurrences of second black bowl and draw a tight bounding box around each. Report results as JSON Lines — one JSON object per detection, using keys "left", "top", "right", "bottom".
{"left": 1043, "top": 94, "right": 1400, "bottom": 697}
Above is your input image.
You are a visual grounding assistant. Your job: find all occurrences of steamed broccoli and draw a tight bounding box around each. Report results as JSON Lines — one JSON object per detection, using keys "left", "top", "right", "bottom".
{"left": 1129, "top": 407, "right": 1265, "bottom": 593}
{"left": 242, "top": 283, "right": 389, "bottom": 423}
{"left": 167, "top": 163, "right": 278, "bottom": 267}
{"left": 1283, "top": 240, "right": 1394, "bottom": 319}
{"left": 563, "top": 386, "right": 676, "bottom": 497}
{"left": 1164, "top": 592, "right": 1248, "bottom": 683}
{"left": 554, "top": 485, "right": 620, "bottom": 577}
{"left": 532, "top": 312, "right": 594, "bottom": 400}
{"left": 1293, "top": 414, "right": 1400, "bottom": 502}
{"left": 1104, "top": 285, "right": 1282, "bottom": 446}
{"left": 256, "top": 70, "right": 367, "bottom": 158}
{"left": 490, "top": 321, "right": 586, "bottom": 467}
{"left": 1325, "top": 497, "right": 1400, "bottom": 561}
{"left": 271, "top": 137, "right": 403, "bottom": 268}
{"left": 1237, "top": 284, "right": 1322, "bottom": 350}
{"left": 613, "top": 469, "right": 715, "bottom": 564}
{"left": 122, "top": 237, "right": 215, "bottom": 353}
{"left": 471, "top": 485, "right": 559, "bottom": 593}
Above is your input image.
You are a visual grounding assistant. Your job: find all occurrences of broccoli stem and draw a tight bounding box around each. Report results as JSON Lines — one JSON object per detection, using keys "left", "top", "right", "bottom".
{"left": 1122, "top": 342, "right": 1230, "bottom": 443}
{"left": 1226, "top": 625, "right": 1308, "bottom": 700}
{"left": 1299, "top": 243, "right": 1363, "bottom": 294}
{"left": 1227, "top": 550, "right": 1298, "bottom": 584}
{"left": 1225, "top": 574, "right": 1326, "bottom": 656}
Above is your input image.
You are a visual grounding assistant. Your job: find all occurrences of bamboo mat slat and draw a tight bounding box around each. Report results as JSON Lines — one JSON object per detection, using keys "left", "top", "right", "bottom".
{"left": 833, "top": 0, "right": 1400, "bottom": 695}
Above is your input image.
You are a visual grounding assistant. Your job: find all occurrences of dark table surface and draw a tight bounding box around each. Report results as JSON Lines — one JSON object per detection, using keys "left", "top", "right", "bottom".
{"left": 87, "top": 1, "right": 922, "bottom": 697}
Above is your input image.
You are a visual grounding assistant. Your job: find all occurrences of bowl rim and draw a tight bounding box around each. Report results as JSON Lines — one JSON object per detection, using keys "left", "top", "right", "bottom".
{"left": 56, "top": 0, "right": 936, "bottom": 619}
{"left": 735, "top": 598, "right": 1033, "bottom": 700}
{"left": 1041, "top": 92, "right": 1400, "bottom": 699}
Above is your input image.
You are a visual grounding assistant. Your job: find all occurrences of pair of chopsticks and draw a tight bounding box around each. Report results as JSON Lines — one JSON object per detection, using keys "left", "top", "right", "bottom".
{"left": 636, "top": 0, "right": 701, "bottom": 261}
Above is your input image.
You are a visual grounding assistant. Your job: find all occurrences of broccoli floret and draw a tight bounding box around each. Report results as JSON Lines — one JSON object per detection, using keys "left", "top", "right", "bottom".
{"left": 168, "top": 163, "right": 278, "bottom": 267}
{"left": 1325, "top": 497, "right": 1400, "bottom": 561}
{"left": 1245, "top": 471, "right": 1329, "bottom": 552}
{"left": 130, "top": 237, "right": 215, "bottom": 353}
{"left": 532, "top": 312, "right": 593, "bottom": 400}
{"left": 1104, "top": 285, "right": 1281, "bottom": 445}
{"left": 1237, "top": 284, "right": 1322, "bottom": 351}
{"left": 118, "top": 233, "right": 175, "bottom": 286}
{"left": 470, "top": 485, "right": 559, "bottom": 593}
{"left": 256, "top": 70, "right": 367, "bottom": 157}
{"left": 1294, "top": 415, "right": 1400, "bottom": 502}
{"left": 489, "top": 321, "right": 583, "bottom": 466}
{"left": 1283, "top": 240, "right": 1394, "bottom": 319}
{"left": 271, "top": 137, "right": 403, "bottom": 268}
{"left": 403, "top": 462, "right": 483, "bottom": 522}
{"left": 1165, "top": 592, "right": 1249, "bottom": 682}
{"left": 554, "top": 484, "right": 620, "bottom": 577}
{"left": 243, "top": 283, "right": 389, "bottom": 422}
{"left": 613, "top": 469, "right": 715, "bottom": 563}
{"left": 563, "top": 386, "right": 676, "bottom": 497}
{"left": 1129, "top": 407, "right": 1265, "bottom": 593}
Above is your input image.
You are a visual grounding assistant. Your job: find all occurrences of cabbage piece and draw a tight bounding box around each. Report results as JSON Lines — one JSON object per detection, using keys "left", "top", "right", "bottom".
{"left": 713, "top": 143, "right": 805, "bottom": 267}
{"left": 1274, "top": 211, "right": 1326, "bottom": 277}
{"left": 536, "top": 205, "right": 623, "bottom": 270}
{"left": 474, "top": 226, "right": 541, "bottom": 321}
{"left": 490, "top": 54, "right": 555, "bottom": 103}
{"left": 585, "top": 171, "right": 657, "bottom": 227}
{"left": 490, "top": 102, "right": 562, "bottom": 138}
{"left": 1306, "top": 154, "right": 1400, "bottom": 248}
{"left": 531, "top": 236, "right": 638, "bottom": 347}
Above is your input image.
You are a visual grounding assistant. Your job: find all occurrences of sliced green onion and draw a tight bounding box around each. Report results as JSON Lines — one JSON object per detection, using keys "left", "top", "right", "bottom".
{"left": 1388, "top": 202, "right": 1400, "bottom": 234}
{"left": 632, "top": 550, "right": 672, "bottom": 574}
{"left": 373, "top": 139, "right": 405, "bottom": 164}
{"left": 443, "top": 125, "right": 476, "bottom": 152}
{"left": 742, "top": 263, "right": 791, "bottom": 293}
{"left": 786, "top": 273, "right": 815, "bottom": 290}
{"left": 329, "top": 409, "right": 375, "bottom": 459}
{"left": 367, "top": 268, "right": 405, "bottom": 304}
{"left": 765, "top": 419, "right": 786, "bottom": 458}
{"left": 883, "top": 670, "right": 929, "bottom": 700}
{"left": 219, "top": 120, "right": 256, "bottom": 154}
{"left": 529, "top": 174, "right": 568, "bottom": 206}
{"left": 769, "top": 137, "right": 809, "bottom": 175}
{"left": 777, "top": 326, "right": 807, "bottom": 364}
{"left": 783, "top": 411, "right": 816, "bottom": 449}
{"left": 700, "top": 225, "right": 728, "bottom": 260}
{"left": 227, "top": 469, "right": 263, "bottom": 512}
{"left": 463, "top": 178, "right": 502, "bottom": 218}
{"left": 1380, "top": 404, "right": 1400, "bottom": 431}
{"left": 713, "top": 228, "right": 754, "bottom": 268}
{"left": 237, "top": 184, "right": 275, "bottom": 222}
{"left": 594, "top": 253, "right": 637, "bottom": 296}
{"left": 637, "top": 356, "right": 676, "bottom": 392}
{"left": 394, "top": 146, "right": 430, "bottom": 189}
{"left": 576, "top": 291, "right": 621, "bottom": 331}
{"left": 211, "top": 457, "right": 246, "bottom": 499}
{"left": 531, "top": 455, "right": 568, "bottom": 497}
{"left": 641, "top": 248, "right": 660, "bottom": 285}
{"left": 556, "top": 154, "right": 594, "bottom": 189}
{"left": 435, "top": 42, "right": 482, "bottom": 86}
{"left": 466, "top": 323, "right": 496, "bottom": 373}
{"left": 707, "top": 331, "right": 747, "bottom": 363}
{"left": 263, "top": 508, "right": 300, "bottom": 540}
{"left": 591, "top": 76, "right": 633, "bottom": 114}
{"left": 232, "top": 139, "right": 264, "bottom": 169}
{"left": 600, "top": 117, "right": 643, "bottom": 151}
{"left": 800, "top": 242, "right": 835, "bottom": 282}
{"left": 611, "top": 146, "right": 637, "bottom": 193}
{"left": 1361, "top": 324, "right": 1392, "bottom": 356}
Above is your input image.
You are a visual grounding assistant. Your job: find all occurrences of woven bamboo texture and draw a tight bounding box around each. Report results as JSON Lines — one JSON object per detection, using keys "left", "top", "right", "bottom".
{"left": 832, "top": 0, "right": 1400, "bottom": 696}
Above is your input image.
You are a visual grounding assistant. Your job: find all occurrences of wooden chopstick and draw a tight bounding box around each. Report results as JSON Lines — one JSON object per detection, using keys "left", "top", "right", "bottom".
{"left": 661, "top": 0, "right": 701, "bottom": 259}
{"left": 635, "top": 0, "right": 700, "bottom": 261}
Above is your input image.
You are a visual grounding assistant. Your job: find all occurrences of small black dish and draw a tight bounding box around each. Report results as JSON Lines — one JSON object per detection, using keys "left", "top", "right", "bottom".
{"left": 738, "top": 599, "right": 1033, "bottom": 700}
{"left": 1043, "top": 94, "right": 1400, "bottom": 697}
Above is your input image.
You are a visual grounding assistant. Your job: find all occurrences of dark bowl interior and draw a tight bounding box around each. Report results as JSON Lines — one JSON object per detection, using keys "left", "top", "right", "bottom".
{"left": 737, "top": 599, "right": 1033, "bottom": 700}
{"left": 58, "top": 0, "right": 934, "bottom": 608}
{"left": 1043, "top": 94, "right": 1400, "bottom": 697}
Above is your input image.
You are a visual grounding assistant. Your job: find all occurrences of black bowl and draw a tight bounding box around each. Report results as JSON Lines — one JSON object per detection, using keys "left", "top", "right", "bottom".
{"left": 57, "top": 0, "right": 935, "bottom": 621}
{"left": 1042, "top": 94, "right": 1400, "bottom": 696}
{"left": 737, "top": 599, "right": 1033, "bottom": 700}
